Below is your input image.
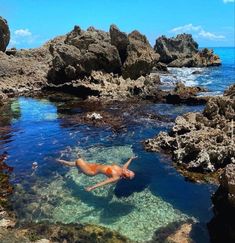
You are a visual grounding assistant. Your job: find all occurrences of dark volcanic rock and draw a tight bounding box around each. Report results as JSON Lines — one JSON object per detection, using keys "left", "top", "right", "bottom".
{"left": 164, "top": 82, "right": 208, "bottom": 105}
{"left": 109, "top": 24, "right": 129, "bottom": 64}
{"left": 208, "top": 163, "right": 235, "bottom": 243}
{"left": 0, "top": 17, "right": 10, "bottom": 52}
{"left": 154, "top": 34, "right": 198, "bottom": 64}
{"left": 48, "top": 26, "right": 122, "bottom": 83}
{"left": 154, "top": 34, "right": 221, "bottom": 67}
{"left": 49, "top": 25, "right": 159, "bottom": 82}
{"left": 145, "top": 86, "right": 235, "bottom": 175}
{"left": 122, "top": 30, "right": 159, "bottom": 79}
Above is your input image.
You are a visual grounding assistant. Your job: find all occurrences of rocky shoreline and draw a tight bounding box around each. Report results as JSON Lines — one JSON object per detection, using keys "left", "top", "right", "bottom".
{"left": 1, "top": 16, "right": 221, "bottom": 105}
{"left": 145, "top": 84, "right": 235, "bottom": 179}
{"left": 0, "top": 15, "right": 234, "bottom": 243}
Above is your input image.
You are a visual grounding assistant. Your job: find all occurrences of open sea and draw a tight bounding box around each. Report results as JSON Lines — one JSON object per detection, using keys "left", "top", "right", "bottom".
{"left": 0, "top": 47, "right": 234, "bottom": 242}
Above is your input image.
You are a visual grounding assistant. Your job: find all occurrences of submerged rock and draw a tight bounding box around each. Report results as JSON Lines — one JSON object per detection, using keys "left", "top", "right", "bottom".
{"left": 0, "top": 17, "right": 10, "bottom": 52}
{"left": 145, "top": 85, "right": 235, "bottom": 177}
{"left": 154, "top": 34, "right": 221, "bottom": 67}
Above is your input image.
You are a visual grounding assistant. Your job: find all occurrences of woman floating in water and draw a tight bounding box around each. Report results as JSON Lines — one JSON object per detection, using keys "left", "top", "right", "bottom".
{"left": 57, "top": 156, "right": 137, "bottom": 191}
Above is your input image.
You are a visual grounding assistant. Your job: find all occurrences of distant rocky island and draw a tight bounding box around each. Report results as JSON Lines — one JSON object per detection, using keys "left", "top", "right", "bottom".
{"left": 1, "top": 15, "right": 235, "bottom": 243}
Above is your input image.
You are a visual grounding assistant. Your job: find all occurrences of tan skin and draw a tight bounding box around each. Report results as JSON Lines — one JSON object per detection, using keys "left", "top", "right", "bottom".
{"left": 57, "top": 156, "right": 137, "bottom": 192}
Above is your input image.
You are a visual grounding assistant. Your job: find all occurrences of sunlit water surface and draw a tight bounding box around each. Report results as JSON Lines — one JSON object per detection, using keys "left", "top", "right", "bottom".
{"left": 0, "top": 96, "right": 216, "bottom": 242}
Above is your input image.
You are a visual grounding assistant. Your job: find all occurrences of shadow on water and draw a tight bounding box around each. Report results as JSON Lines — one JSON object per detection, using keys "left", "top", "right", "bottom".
{"left": 64, "top": 178, "right": 135, "bottom": 224}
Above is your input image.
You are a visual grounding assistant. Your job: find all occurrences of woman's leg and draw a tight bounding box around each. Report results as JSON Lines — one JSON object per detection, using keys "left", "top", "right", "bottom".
{"left": 75, "top": 159, "right": 96, "bottom": 176}
{"left": 57, "top": 159, "right": 76, "bottom": 167}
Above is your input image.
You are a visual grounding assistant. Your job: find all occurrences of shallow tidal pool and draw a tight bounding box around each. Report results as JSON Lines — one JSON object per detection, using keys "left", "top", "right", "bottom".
{"left": 0, "top": 95, "right": 216, "bottom": 242}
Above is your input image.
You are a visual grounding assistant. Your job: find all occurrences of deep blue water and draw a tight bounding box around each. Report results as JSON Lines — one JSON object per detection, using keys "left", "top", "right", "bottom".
{"left": 161, "top": 47, "right": 235, "bottom": 95}
{"left": 0, "top": 47, "right": 234, "bottom": 242}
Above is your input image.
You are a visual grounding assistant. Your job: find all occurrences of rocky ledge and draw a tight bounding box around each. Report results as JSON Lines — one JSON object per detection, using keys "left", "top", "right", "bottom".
{"left": 154, "top": 34, "right": 221, "bottom": 67}
{"left": 0, "top": 21, "right": 162, "bottom": 104}
{"left": 208, "top": 163, "right": 235, "bottom": 243}
{"left": 144, "top": 84, "right": 235, "bottom": 182}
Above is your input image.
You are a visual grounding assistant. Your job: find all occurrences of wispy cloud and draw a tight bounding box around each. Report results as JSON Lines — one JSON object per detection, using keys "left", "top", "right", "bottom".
{"left": 9, "top": 28, "right": 40, "bottom": 48}
{"left": 14, "top": 29, "right": 32, "bottom": 37}
{"left": 170, "top": 24, "right": 225, "bottom": 40}
{"left": 223, "top": 0, "right": 234, "bottom": 3}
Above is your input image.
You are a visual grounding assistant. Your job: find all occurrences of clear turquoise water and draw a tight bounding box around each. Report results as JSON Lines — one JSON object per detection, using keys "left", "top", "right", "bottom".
{"left": 0, "top": 47, "right": 234, "bottom": 242}
{"left": 0, "top": 98, "right": 214, "bottom": 242}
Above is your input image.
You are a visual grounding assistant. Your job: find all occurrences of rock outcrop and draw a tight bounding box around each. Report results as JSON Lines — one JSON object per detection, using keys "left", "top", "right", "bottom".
{"left": 122, "top": 30, "right": 159, "bottom": 79}
{"left": 0, "top": 24, "right": 161, "bottom": 104}
{"left": 48, "top": 25, "right": 159, "bottom": 83}
{"left": 0, "top": 47, "right": 52, "bottom": 102}
{"left": 154, "top": 34, "right": 221, "bottom": 67}
{"left": 163, "top": 82, "right": 208, "bottom": 105}
{"left": 208, "top": 163, "right": 235, "bottom": 243}
{"left": 145, "top": 84, "right": 235, "bottom": 175}
{"left": 0, "top": 17, "right": 10, "bottom": 52}
{"left": 109, "top": 24, "right": 129, "bottom": 64}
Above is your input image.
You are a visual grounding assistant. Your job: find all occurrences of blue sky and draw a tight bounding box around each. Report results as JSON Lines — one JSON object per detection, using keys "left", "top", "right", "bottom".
{"left": 0, "top": 0, "right": 234, "bottom": 49}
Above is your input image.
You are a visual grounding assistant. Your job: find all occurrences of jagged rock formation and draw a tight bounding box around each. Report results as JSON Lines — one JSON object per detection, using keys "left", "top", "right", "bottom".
{"left": 208, "top": 163, "right": 235, "bottom": 243}
{"left": 154, "top": 34, "right": 221, "bottom": 67}
{"left": 48, "top": 25, "right": 159, "bottom": 82}
{"left": 145, "top": 84, "right": 235, "bottom": 174}
{"left": 0, "top": 24, "right": 161, "bottom": 104}
{"left": 0, "top": 17, "right": 10, "bottom": 52}
{"left": 110, "top": 24, "right": 129, "bottom": 64}
{"left": 122, "top": 30, "right": 159, "bottom": 79}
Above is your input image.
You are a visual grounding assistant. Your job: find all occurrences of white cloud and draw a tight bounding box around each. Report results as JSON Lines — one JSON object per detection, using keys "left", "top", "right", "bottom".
{"left": 14, "top": 29, "right": 32, "bottom": 37}
{"left": 170, "top": 24, "right": 225, "bottom": 41}
{"left": 8, "top": 28, "right": 41, "bottom": 48}
{"left": 198, "top": 30, "right": 225, "bottom": 40}
{"left": 223, "top": 0, "right": 234, "bottom": 3}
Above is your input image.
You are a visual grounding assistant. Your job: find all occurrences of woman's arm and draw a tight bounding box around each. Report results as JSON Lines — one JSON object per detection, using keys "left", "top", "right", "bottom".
{"left": 85, "top": 177, "right": 120, "bottom": 191}
{"left": 123, "top": 156, "right": 138, "bottom": 169}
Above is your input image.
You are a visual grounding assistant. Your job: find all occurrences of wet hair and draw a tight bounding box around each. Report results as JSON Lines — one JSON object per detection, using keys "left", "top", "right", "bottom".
{"left": 122, "top": 169, "right": 135, "bottom": 179}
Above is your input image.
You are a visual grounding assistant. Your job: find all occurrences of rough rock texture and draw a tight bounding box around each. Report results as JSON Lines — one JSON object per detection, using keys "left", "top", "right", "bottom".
{"left": 0, "top": 17, "right": 10, "bottom": 52}
{"left": 154, "top": 34, "right": 221, "bottom": 67}
{"left": 208, "top": 163, "right": 235, "bottom": 243}
{"left": 145, "top": 84, "right": 235, "bottom": 174}
{"left": 122, "top": 31, "right": 159, "bottom": 79}
{"left": 0, "top": 48, "right": 51, "bottom": 103}
{"left": 109, "top": 24, "right": 129, "bottom": 64}
{"left": 163, "top": 82, "right": 208, "bottom": 105}
{"left": 48, "top": 26, "right": 122, "bottom": 83}
{"left": 47, "top": 70, "right": 161, "bottom": 100}
{"left": 48, "top": 25, "right": 159, "bottom": 83}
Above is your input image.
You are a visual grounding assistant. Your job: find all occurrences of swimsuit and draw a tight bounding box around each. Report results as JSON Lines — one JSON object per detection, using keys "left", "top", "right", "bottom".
{"left": 88, "top": 163, "right": 113, "bottom": 176}
{"left": 105, "top": 167, "right": 113, "bottom": 176}
{"left": 89, "top": 164, "right": 99, "bottom": 173}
